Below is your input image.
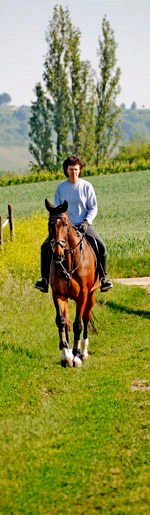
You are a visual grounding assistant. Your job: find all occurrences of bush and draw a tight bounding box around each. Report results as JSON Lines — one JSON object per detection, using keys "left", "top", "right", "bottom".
{"left": 117, "top": 136, "right": 150, "bottom": 162}
{"left": 0, "top": 212, "right": 48, "bottom": 285}
{"left": 0, "top": 156, "right": 150, "bottom": 187}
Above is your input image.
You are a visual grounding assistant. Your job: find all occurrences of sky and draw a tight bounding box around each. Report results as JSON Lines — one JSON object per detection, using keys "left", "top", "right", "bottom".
{"left": 1, "top": 0, "right": 150, "bottom": 108}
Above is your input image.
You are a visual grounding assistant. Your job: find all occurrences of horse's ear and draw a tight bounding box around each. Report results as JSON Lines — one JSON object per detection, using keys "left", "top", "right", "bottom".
{"left": 55, "top": 200, "right": 68, "bottom": 214}
{"left": 45, "top": 198, "right": 68, "bottom": 214}
{"left": 62, "top": 200, "right": 68, "bottom": 213}
{"left": 45, "top": 199, "right": 53, "bottom": 212}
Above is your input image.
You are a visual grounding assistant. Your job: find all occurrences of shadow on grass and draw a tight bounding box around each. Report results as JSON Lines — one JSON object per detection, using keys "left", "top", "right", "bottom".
{"left": 1, "top": 339, "right": 40, "bottom": 359}
{"left": 106, "top": 301, "right": 150, "bottom": 320}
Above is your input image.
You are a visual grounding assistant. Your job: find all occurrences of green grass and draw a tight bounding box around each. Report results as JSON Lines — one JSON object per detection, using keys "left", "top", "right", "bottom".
{"left": 0, "top": 170, "right": 150, "bottom": 277}
{"left": 1, "top": 279, "right": 150, "bottom": 514}
{"left": 0, "top": 170, "right": 150, "bottom": 513}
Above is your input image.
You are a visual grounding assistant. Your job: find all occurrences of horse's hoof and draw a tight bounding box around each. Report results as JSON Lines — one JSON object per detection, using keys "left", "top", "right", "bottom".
{"left": 61, "top": 359, "right": 66, "bottom": 367}
{"left": 81, "top": 351, "right": 88, "bottom": 360}
{"left": 61, "top": 348, "right": 73, "bottom": 368}
{"left": 73, "top": 356, "right": 82, "bottom": 368}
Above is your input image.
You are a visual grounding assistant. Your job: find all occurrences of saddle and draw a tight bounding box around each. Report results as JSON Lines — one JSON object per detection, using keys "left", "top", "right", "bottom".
{"left": 74, "top": 226, "right": 99, "bottom": 277}
{"left": 85, "top": 233, "right": 99, "bottom": 274}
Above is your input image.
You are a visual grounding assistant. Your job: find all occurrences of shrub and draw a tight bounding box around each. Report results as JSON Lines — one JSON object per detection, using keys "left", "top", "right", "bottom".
{"left": 0, "top": 212, "right": 48, "bottom": 285}
{"left": 0, "top": 157, "right": 150, "bottom": 187}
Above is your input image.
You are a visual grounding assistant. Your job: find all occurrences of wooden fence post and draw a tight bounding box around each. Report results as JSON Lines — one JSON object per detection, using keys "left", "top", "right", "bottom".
{"left": 8, "top": 204, "right": 14, "bottom": 239}
{"left": 0, "top": 215, "right": 3, "bottom": 250}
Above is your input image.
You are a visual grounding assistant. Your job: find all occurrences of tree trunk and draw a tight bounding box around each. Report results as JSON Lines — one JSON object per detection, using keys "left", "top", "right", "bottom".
{"left": 57, "top": 133, "right": 61, "bottom": 161}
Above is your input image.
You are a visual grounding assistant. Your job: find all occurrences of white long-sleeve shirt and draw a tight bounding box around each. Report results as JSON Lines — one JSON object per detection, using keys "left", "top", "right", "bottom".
{"left": 54, "top": 178, "right": 98, "bottom": 225}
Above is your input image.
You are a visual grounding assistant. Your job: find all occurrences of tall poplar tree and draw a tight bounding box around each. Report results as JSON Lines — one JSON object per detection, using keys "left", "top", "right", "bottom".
{"left": 95, "top": 16, "right": 122, "bottom": 166}
{"left": 29, "top": 83, "right": 53, "bottom": 169}
{"left": 68, "top": 25, "right": 96, "bottom": 163}
{"left": 29, "top": 7, "right": 122, "bottom": 169}
{"left": 43, "top": 5, "right": 71, "bottom": 160}
{"left": 78, "top": 62, "right": 96, "bottom": 165}
{"left": 43, "top": 5, "right": 95, "bottom": 163}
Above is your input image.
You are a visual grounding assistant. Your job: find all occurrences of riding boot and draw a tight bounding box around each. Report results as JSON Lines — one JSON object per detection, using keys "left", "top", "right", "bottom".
{"left": 35, "top": 237, "right": 52, "bottom": 293}
{"left": 41, "top": 237, "right": 52, "bottom": 284}
{"left": 98, "top": 252, "right": 107, "bottom": 279}
{"left": 94, "top": 240, "right": 113, "bottom": 292}
{"left": 85, "top": 225, "right": 113, "bottom": 291}
{"left": 98, "top": 253, "right": 113, "bottom": 292}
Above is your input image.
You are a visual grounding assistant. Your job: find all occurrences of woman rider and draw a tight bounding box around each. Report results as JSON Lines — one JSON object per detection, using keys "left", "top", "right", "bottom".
{"left": 35, "top": 155, "right": 113, "bottom": 293}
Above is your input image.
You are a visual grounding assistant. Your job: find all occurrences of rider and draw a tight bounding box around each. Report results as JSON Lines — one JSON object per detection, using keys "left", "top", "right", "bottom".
{"left": 35, "top": 155, "right": 113, "bottom": 293}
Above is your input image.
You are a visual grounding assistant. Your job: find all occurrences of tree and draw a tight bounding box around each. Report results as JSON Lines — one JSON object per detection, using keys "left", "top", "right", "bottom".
{"left": 43, "top": 5, "right": 95, "bottom": 164}
{"left": 131, "top": 101, "right": 137, "bottom": 110}
{"left": 43, "top": 5, "right": 71, "bottom": 161}
{"left": 120, "top": 103, "right": 126, "bottom": 110}
{"left": 68, "top": 25, "right": 95, "bottom": 162}
{"left": 95, "top": 16, "right": 122, "bottom": 165}
{"left": 29, "top": 7, "right": 123, "bottom": 169}
{"left": 29, "top": 83, "right": 53, "bottom": 169}
{"left": 0, "top": 92, "right": 11, "bottom": 105}
{"left": 79, "top": 64, "right": 96, "bottom": 165}
{"left": 14, "top": 106, "right": 28, "bottom": 121}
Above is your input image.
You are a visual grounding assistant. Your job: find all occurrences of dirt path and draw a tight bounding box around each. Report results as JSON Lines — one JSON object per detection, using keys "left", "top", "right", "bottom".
{"left": 114, "top": 277, "right": 150, "bottom": 293}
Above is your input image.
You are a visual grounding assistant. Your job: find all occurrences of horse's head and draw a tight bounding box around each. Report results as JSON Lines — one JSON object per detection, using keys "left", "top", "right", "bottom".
{"left": 45, "top": 199, "right": 69, "bottom": 261}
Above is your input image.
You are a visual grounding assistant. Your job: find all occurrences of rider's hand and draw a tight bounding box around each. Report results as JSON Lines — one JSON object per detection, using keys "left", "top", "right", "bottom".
{"left": 78, "top": 220, "right": 88, "bottom": 233}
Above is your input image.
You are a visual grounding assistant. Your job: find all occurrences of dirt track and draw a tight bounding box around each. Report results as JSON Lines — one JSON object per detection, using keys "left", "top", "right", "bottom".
{"left": 114, "top": 277, "right": 150, "bottom": 293}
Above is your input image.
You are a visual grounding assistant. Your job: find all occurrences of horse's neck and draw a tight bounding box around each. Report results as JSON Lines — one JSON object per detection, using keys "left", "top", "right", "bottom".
{"left": 67, "top": 220, "right": 80, "bottom": 249}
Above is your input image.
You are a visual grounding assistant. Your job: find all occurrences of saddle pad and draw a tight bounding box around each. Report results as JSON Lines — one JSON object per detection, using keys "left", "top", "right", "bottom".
{"left": 74, "top": 226, "right": 98, "bottom": 275}
{"left": 85, "top": 234, "right": 99, "bottom": 274}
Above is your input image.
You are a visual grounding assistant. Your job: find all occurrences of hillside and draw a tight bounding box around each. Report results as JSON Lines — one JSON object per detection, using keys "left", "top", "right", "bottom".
{"left": 0, "top": 105, "right": 31, "bottom": 171}
{"left": 0, "top": 105, "right": 150, "bottom": 171}
{"left": 121, "top": 107, "right": 150, "bottom": 141}
{"left": 0, "top": 105, "right": 30, "bottom": 146}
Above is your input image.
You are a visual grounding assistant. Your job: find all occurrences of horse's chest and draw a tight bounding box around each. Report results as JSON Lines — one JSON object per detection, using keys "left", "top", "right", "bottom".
{"left": 50, "top": 262, "right": 81, "bottom": 299}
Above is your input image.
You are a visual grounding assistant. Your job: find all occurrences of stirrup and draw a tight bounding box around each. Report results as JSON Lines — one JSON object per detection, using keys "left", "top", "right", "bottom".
{"left": 100, "top": 277, "right": 113, "bottom": 292}
{"left": 34, "top": 277, "right": 48, "bottom": 293}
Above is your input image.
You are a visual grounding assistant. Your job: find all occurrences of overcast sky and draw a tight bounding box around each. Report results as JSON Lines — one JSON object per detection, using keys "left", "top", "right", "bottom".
{"left": 1, "top": 0, "right": 150, "bottom": 108}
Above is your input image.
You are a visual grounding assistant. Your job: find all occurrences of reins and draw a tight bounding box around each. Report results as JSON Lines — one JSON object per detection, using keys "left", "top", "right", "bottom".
{"left": 49, "top": 215, "right": 85, "bottom": 293}
{"left": 56, "top": 237, "right": 83, "bottom": 282}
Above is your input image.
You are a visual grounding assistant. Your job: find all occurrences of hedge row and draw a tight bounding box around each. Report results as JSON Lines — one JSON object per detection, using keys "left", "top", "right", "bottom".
{"left": 0, "top": 159, "right": 150, "bottom": 187}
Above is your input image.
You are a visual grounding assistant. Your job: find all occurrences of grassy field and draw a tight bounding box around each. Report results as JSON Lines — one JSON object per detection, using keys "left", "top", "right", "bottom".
{"left": 0, "top": 170, "right": 150, "bottom": 278}
{"left": 1, "top": 281, "right": 150, "bottom": 514}
{"left": 0, "top": 170, "right": 150, "bottom": 514}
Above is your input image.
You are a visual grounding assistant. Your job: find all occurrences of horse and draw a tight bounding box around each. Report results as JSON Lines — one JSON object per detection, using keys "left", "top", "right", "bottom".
{"left": 45, "top": 198, "right": 99, "bottom": 368}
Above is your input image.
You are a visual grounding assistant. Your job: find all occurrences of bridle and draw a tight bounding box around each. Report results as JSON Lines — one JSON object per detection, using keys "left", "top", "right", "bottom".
{"left": 49, "top": 214, "right": 69, "bottom": 253}
{"left": 49, "top": 214, "right": 84, "bottom": 289}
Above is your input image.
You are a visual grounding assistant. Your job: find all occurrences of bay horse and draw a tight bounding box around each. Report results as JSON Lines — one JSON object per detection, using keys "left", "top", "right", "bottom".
{"left": 45, "top": 198, "right": 99, "bottom": 368}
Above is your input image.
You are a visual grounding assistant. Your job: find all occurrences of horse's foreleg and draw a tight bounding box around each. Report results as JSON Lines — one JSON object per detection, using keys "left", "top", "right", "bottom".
{"left": 81, "top": 292, "right": 95, "bottom": 360}
{"left": 55, "top": 302, "right": 67, "bottom": 350}
{"left": 73, "top": 291, "right": 88, "bottom": 361}
{"left": 64, "top": 303, "right": 72, "bottom": 350}
{"left": 73, "top": 318, "right": 82, "bottom": 356}
{"left": 54, "top": 297, "right": 74, "bottom": 368}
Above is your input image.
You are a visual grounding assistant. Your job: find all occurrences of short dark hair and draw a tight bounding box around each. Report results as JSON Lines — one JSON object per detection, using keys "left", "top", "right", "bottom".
{"left": 63, "top": 155, "right": 84, "bottom": 177}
